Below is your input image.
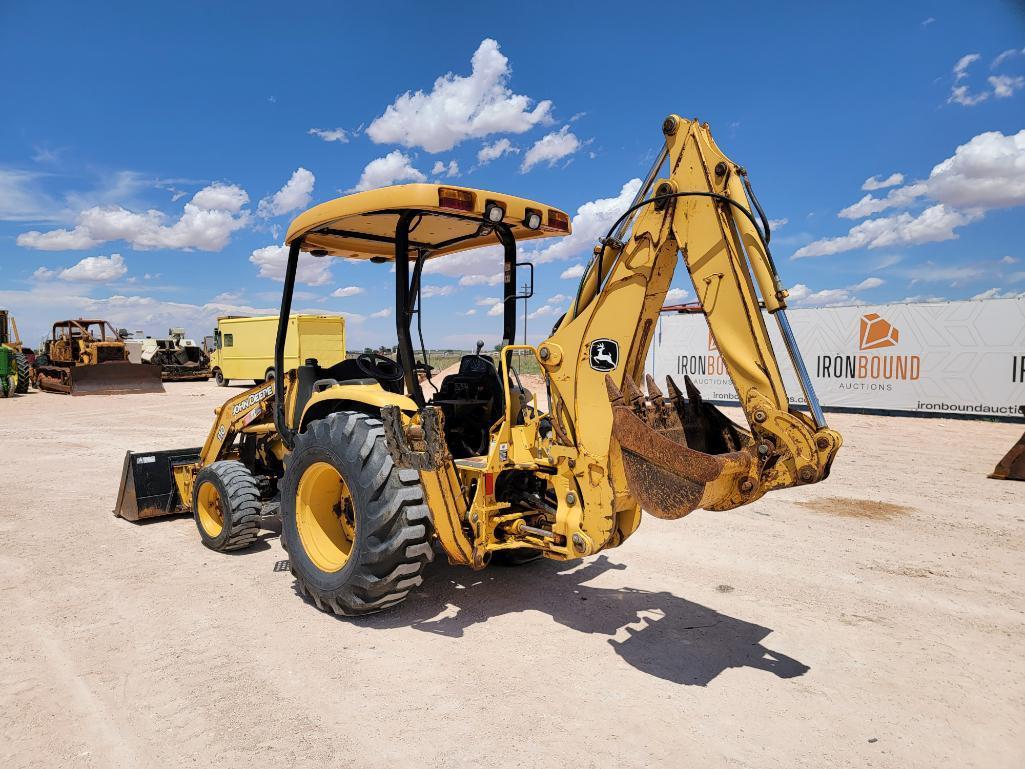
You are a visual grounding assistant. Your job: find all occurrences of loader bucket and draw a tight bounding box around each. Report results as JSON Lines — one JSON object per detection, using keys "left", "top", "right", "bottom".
{"left": 606, "top": 374, "right": 755, "bottom": 519}
{"left": 989, "top": 406, "right": 1025, "bottom": 481}
{"left": 114, "top": 447, "right": 201, "bottom": 520}
{"left": 70, "top": 362, "right": 165, "bottom": 395}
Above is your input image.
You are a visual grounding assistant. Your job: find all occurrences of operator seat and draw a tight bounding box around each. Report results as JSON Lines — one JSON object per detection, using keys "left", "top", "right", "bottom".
{"left": 433, "top": 354, "right": 504, "bottom": 458}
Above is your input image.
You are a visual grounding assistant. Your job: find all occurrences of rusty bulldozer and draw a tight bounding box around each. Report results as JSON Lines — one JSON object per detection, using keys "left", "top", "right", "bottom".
{"left": 36, "top": 319, "right": 164, "bottom": 395}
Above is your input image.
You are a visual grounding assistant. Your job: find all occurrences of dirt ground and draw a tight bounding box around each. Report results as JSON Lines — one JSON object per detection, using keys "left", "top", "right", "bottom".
{"left": 1, "top": 381, "right": 1023, "bottom": 769}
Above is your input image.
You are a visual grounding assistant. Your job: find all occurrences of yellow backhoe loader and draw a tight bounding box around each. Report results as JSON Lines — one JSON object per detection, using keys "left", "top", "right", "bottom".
{"left": 116, "top": 115, "right": 842, "bottom": 616}
{"left": 36, "top": 319, "right": 164, "bottom": 395}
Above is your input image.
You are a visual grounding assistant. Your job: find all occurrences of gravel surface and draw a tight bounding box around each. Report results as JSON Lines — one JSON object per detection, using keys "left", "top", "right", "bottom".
{"left": 1, "top": 381, "right": 1023, "bottom": 769}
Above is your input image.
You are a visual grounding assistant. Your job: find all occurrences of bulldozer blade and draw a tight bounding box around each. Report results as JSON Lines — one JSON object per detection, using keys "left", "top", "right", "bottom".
{"left": 114, "top": 447, "right": 201, "bottom": 521}
{"left": 70, "top": 362, "right": 164, "bottom": 395}
{"left": 607, "top": 374, "right": 753, "bottom": 520}
{"left": 989, "top": 406, "right": 1025, "bottom": 481}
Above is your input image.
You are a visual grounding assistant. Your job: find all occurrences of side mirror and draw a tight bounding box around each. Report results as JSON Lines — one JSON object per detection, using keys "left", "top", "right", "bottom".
{"left": 515, "top": 261, "right": 534, "bottom": 300}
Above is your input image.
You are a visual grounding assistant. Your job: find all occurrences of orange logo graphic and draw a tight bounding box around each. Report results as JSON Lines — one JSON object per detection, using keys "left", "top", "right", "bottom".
{"left": 707, "top": 331, "right": 718, "bottom": 351}
{"left": 859, "top": 313, "right": 899, "bottom": 350}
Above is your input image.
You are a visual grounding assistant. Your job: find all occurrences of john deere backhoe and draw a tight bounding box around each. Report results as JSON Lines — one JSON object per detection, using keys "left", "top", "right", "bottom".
{"left": 117, "top": 115, "right": 842, "bottom": 615}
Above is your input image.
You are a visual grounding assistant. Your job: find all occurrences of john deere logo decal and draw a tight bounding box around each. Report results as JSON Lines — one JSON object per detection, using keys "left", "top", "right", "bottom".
{"left": 589, "top": 339, "right": 619, "bottom": 372}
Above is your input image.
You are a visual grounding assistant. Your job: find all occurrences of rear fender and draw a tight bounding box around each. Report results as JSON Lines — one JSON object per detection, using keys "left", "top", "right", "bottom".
{"left": 298, "top": 383, "right": 418, "bottom": 431}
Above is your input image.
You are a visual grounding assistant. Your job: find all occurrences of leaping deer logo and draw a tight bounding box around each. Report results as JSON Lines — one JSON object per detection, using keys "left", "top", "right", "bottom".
{"left": 589, "top": 339, "right": 619, "bottom": 372}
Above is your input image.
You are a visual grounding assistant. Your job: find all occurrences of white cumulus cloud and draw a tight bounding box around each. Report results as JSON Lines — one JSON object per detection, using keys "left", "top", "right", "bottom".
{"left": 521, "top": 126, "right": 581, "bottom": 172}
{"left": 786, "top": 284, "right": 858, "bottom": 307}
{"left": 17, "top": 182, "right": 250, "bottom": 252}
{"left": 560, "top": 263, "right": 585, "bottom": 280}
{"left": 798, "top": 129, "right": 1025, "bottom": 258}
{"left": 795, "top": 205, "right": 980, "bottom": 258}
{"left": 258, "top": 168, "right": 314, "bottom": 218}
{"left": 308, "top": 128, "right": 349, "bottom": 143}
{"left": 250, "top": 244, "right": 334, "bottom": 286}
{"left": 366, "top": 38, "right": 552, "bottom": 153}
{"left": 33, "top": 253, "right": 129, "bottom": 283}
{"left": 477, "top": 138, "right": 518, "bottom": 165}
{"left": 420, "top": 284, "right": 456, "bottom": 298}
{"left": 431, "top": 160, "right": 460, "bottom": 178}
{"left": 988, "top": 74, "right": 1025, "bottom": 99}
{"left": 850, "top": 276, "right": 884, "bottom": 291}
{"left": 331, "top": 285, "right": 364, "bottom": 298}
{"left": 528, "top": 178, "right": 641, "bottom": 263}
{"left": 862, "top": 173, "right": 904, "bottom": 191}
{"left": 665, "top": 287, "right": 690, "bottom": 303}
{"left": 350, "top": 151, "right": 426, "bottom": 192}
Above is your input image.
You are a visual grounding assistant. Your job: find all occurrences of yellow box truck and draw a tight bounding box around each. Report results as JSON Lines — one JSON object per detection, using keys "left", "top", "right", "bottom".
{"left": 209, "top": 314, "right": 345, "bottom": 386}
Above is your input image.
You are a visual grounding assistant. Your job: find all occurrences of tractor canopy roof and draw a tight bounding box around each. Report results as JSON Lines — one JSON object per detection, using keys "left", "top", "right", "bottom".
{"left": 285, "top": 184, "right": 571, "bottom": 262}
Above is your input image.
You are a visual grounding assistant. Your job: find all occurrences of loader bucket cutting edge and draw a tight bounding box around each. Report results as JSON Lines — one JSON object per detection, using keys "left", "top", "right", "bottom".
{"left": 70, "top": 362, "right": 165, "bottom": 395}
{"left": 989, "top": 406, "right": 1025, "bottom": 481}
{"left": 606, "top": 374, "right": 753, "bottom": 520}
{"left": 114, "top": 447, "right": 202, "bottom": 521}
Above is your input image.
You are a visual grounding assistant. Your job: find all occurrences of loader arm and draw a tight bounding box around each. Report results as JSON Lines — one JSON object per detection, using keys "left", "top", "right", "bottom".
{"left": 543, "top": 115, "right": 841, "bottom": 528}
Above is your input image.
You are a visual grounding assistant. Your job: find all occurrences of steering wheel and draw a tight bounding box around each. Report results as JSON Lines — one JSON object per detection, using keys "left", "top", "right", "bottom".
{"left": 356, "top": 352, "right": 404, "bottom": 383}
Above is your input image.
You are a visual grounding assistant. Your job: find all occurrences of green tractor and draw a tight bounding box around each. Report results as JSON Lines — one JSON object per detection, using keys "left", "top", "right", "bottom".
{"left": 0, "top": 310, "right": 31, "bottom": 395}
{"left": 0, "top": 345, "right": 18, "bottom": 398}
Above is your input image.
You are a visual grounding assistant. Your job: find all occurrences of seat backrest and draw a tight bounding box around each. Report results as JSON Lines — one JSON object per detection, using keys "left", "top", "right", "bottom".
{"left": 437, "top": 354, "right": 504, "bottom": 420}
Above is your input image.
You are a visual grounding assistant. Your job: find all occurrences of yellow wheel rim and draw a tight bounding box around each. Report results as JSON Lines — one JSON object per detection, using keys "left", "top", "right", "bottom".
{"left": 196, "top": 481, "right": 224, "bottom": 537}
{"left": 295, "top": 462, "right": 355, "bottom": 573}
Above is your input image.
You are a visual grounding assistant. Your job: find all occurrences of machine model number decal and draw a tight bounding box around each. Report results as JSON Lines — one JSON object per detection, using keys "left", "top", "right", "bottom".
{"left": 232, "top": 384, "right": 274, "bottom": 416}
{"left": 588, "top": 339, "right": 619, "bottom": 372}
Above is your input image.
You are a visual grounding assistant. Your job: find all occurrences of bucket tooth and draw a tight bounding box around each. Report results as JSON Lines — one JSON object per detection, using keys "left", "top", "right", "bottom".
{"left": 644, "top": 374, "right": 664, "bottom": 400}
{"left": 620, "top": 374, "right": 646, "bottom": 408}
{"left": 684, "top": 374, "right": 703, "bottom": 404}
{"left": 605, "top": 375, "right": 625, "bottom": 405}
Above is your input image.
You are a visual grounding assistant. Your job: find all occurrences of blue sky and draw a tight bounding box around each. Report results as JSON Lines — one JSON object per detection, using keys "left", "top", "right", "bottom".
{"left": 1, "top": 1, "right": 1023, "bottom": 350}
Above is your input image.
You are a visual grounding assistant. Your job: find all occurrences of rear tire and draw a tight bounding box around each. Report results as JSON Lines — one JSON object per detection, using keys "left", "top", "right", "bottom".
{"left": 192, "top": 460, "right": 261, "bottom": 551}
{"left": 14, "top": 352, "right": 30, "bottom": 393}
{"left": 281, "top": 411, "right": 433, "bottom": 616}
{"left": 213, "top": 368, "right": 226, "bottom": 387}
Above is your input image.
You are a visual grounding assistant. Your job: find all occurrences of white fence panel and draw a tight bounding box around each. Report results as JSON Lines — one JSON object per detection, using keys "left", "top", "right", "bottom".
{"left": 649, "top": 298, "right": 1025, "bottom": 419}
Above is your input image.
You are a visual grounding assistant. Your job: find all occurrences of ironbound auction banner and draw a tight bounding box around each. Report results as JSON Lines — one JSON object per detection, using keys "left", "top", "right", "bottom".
{"left": 648, "top": 298, "right": 1025, "bottom": 419}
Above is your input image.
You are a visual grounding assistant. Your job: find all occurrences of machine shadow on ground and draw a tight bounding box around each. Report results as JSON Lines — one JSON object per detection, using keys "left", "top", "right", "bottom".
{"left": 294, "top": 554, "right": 809, "bottom": 687}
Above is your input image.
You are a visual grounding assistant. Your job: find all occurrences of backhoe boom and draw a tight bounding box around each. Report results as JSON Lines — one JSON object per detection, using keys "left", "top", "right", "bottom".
{"left": 543, "top": 115, "right": 841, "bottom": 526}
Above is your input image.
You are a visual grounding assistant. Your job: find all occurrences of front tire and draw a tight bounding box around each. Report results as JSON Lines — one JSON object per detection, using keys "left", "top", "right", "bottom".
{"left": 281, "top": 411, "right": 433, "bottom": 616}
{"left": 14, "top": 352, "right": 30, "bottom": 393}
{"left": 192, "top": 461, "right": 261, "bottom": 551}
{"left": 213, "top": 368, "right": 226, "bottom": 387}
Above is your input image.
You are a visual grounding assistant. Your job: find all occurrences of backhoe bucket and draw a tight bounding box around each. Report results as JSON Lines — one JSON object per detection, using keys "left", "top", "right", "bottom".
{"left": 606, "top": 374, "right": 756, "bottom": 519}
{"left": 989, "top": 406, "right": 1025, "bottom": 481}
{"left": 114, "top": 447, "right": 201, "bottom": 520}
{"left": 70, "top": 362, "right": 165, "bottom": 395}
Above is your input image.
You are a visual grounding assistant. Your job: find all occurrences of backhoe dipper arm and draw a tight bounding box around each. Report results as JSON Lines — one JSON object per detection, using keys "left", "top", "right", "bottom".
{"left": 543, "top": 115, "right": 841, "bottom": 533}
